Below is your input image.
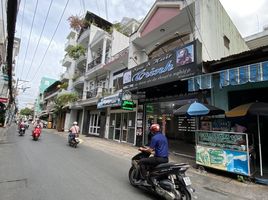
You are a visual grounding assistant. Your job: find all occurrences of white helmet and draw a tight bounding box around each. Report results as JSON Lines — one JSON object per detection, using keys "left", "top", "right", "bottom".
{"left": 73, "top": 121, "right": 78, "bottom": 125}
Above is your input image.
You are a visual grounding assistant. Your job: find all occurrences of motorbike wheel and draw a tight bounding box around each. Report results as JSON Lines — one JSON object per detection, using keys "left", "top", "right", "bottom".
{"left": 128, "top": 166, "right": 138, "bottom": 186}
{"left": 177, "top": 187, "right": 191, "bottom": 200}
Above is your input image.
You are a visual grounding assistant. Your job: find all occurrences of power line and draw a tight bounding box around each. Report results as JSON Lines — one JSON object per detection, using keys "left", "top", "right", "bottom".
{"left": 184, "top": 0, "right": 212, "bottom": 60}
{"left": 30, "top": 0, "right": 70, "bottom": 83}
{"left": 105, "top": 0, "right": 108, "bottom": 21}
{"left": 23, "top": 0, "right": 54, "bottom": 81}
{"left": 95, "top": 0, "right": 100, "bottom": 16}
{"left": 14, "top": 0, "right": 26, "bottom": 77}
{"left": 19, "top": 0, "right": 39, "bottom": 80}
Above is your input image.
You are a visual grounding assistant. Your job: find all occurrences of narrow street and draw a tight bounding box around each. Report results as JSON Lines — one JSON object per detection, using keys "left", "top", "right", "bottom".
{"left": 0, "top": 126, "right": 267, "bottom": 200}
{"left": 0, "top": 126, "right": 154, "bottom": 200}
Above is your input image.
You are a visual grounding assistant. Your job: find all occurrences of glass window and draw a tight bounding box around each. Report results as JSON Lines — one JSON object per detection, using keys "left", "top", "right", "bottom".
{"left": 239, "top": 66, "right": 249, "bottom": 84}
{"left": 262, "top": 61, "right": 268, "bottom": 81}
{"left": 115, "top": 113, "right": 121, "bottom": 128}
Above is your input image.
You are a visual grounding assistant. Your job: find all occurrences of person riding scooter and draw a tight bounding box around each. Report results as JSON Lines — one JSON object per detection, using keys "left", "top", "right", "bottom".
{"left": 68, "top": 121, "right": 80, "bottom": 143}
{"left": 138, "top": 123, "right": 169, "bottom": 186}
{"left": 32, "top": 118, "right": 43, "bottom": 139}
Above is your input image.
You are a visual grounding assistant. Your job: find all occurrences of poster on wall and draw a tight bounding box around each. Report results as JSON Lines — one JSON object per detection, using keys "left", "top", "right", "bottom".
{"left": 196, "top": 145, "right": 249, "bottom": 176}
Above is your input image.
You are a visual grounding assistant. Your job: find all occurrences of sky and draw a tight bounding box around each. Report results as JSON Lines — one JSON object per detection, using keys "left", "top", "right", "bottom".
{"left": 14, "top": 0, "right": 268, "bottom": 108}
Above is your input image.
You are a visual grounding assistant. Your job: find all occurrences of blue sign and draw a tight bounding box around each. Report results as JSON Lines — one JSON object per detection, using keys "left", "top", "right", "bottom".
{"left": 97, "top": 93, "right": 122, "bottom": 109}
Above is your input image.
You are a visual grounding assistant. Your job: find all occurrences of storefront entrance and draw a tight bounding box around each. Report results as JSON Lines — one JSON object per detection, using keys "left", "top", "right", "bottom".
{"left": 144, "top": 100, "right": 197, "bottom": 156}
{"left": 229, "top": 87, "right": 268, "bottom": 177}
{"left": 109, "top": 111, "right": 136, "bottom": 144}
{"left": 88, "top": 111, "right": 101, "bottom": 135}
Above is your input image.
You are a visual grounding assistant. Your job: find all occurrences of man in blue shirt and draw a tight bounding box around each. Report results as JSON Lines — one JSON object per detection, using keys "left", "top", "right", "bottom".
{"left": 138, "top": 124, "right": 169, "bottom": 184}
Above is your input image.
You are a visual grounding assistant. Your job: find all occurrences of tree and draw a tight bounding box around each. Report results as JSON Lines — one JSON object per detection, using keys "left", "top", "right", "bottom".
{"left": 54, "top": 93, "right": 78, "bottom": 114}
{"left": 20, "top": 108, "right": 34, "bottom": 116}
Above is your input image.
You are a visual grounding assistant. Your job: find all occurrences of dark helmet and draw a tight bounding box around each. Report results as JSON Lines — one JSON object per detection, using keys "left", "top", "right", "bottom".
{"left": 150, "top": 124, "right": 160, "bottom": 133}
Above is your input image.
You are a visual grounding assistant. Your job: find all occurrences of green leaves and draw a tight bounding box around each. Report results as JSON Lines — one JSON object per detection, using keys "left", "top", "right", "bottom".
{"left": 67, "top": 45, "right": 86, "bottom": 60}
{"left": 54, "top": 93, "right": 78, "bottom": 114}
{"left": 20, "top": 108, "right": 34, "bottom": 116}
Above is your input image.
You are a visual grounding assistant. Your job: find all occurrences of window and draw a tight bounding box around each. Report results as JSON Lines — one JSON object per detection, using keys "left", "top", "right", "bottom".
{"left": 113, "top": 77, "right": 123, "bottom": 91}
{"left": 223, "top": 35, "right": 230, "bottom": 49}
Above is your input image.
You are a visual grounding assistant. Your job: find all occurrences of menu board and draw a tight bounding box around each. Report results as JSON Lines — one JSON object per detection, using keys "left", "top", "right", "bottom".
{"left": 196, "top": 131, "right": 247, "bottom": 152}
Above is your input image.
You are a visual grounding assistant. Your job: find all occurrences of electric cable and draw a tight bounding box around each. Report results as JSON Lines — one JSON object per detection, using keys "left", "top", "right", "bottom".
{"left": 30, "top": 0, "right": 70, "bottom": 83}
{"left": 23, "top": 0, "right": 54, "bottom": 81}
{"left": 14, "top": 0, "right": 26, "bottom": 77}
{"left": 19, "top": 0, "right": 39, "bottom": 80}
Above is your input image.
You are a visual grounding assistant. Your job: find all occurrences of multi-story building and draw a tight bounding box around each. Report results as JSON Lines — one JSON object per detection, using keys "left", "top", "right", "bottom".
{"left": 122, "top": 0, "right": 249, "bottom": 150}
{"left": 34, "top": 77, "right": 57, "bottom": 119}
{"left": 62, "top": 12, "right": 135, "bottom": 137}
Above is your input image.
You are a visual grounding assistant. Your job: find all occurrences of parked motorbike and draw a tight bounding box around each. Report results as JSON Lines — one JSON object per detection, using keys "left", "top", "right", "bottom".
{"left": 68, "top": 133, "right": 79, "bottom": 148}
{"left": 129, "top": 151, "right": 196, "bottom": 200}
{"left": 32, "top": 125, "right": 41, "bottom": 141}
{"left": 18, "top": 125, "right": 25, "bottom": 136}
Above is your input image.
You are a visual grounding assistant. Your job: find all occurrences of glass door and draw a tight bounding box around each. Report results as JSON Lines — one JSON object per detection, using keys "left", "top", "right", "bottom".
{"left": 109, "top": 113, "right": 115, "bottom": 139}
{"left": 114, "top": 113, "right": 121, "bottom": 140}
{"left": 127, "top": 112, "right": 136, "bottom": 144}
{"left": 121, "top": 113, "right": 128, "bottom": 142}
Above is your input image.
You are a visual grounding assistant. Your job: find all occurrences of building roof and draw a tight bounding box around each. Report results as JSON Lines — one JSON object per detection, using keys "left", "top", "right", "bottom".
{"left": 44, "top": 81, "right": 61, "bottom": 93}
{"left": 245, "top": 28, "right": 268, "bottom": 50}
{"left": 204, "top": 45, "right": 268, "bottom": 73}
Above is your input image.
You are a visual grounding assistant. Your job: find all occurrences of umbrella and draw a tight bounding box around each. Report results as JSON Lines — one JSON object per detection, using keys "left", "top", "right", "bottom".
{"left": 226, "top": 102, "right": 268, "bottom": 176}
{"left": 174, "top": 101, "right": 224, "bottom": 131}
{"left": 174, "top": 101, "right": 225, "bottom": 116}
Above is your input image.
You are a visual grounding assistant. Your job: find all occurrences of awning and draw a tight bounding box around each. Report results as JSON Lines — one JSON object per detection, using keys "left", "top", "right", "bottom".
{"left": 220, "top": 61, "right": 268, "bottom": 88}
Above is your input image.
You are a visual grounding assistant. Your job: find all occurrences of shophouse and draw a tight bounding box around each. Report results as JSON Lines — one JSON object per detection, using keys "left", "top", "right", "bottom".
{"left": 123, "top": 0, "right": 249, "bottom": 153}
{"left": 65, "top": 12, "right": 132, "bottom": 137}
{"left": 203, "top": 45, "right": 268, "bottom": 177}
{"left": 34, "top": 77, "right": 57, "bottom": 118}
{"left": 42, "top": 81, "right": 62, "bottom": 129}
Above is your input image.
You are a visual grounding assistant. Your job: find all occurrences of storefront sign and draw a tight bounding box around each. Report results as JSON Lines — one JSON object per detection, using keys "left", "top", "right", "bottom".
{"left": 97, "top": 93, "right": 122, "bottom": 109}
{"left": 197, "top": 131, "right": 247, "bottom": 151}
{"left": 121, "top": 100, "right": 135, "bottom": 110}
{"left": 196, "top": 145, "right": 249, "bottom": 176}
{"left": 123, "top": 40, "right": 202, "bottom": 90}
{"left": 0, "top": 97, "right": 8, "bottom": 103}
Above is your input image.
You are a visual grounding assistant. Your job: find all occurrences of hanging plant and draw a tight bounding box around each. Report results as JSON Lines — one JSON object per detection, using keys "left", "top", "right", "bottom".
{"left": 67, "top": 45, "right": 86, "bottom": 60}
{"left": 68, "top": 15, "right": 91, "bottom": 32}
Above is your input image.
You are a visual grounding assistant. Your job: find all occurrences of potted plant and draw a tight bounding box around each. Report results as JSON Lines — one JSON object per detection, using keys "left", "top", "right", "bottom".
{"left": 67, "top": 45, "right": 86, "bottom": 60}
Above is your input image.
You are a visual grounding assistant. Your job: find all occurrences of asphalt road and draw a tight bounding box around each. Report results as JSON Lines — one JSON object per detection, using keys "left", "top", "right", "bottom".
{"left": 0, "top": 126, "right": 155, "bottom": 200}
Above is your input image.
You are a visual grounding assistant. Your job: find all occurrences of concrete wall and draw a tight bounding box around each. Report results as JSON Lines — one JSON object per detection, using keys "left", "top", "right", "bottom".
{"left": 196, "top": 0, "right": 249, "bottom": 62}
{"left": 111, "top": 30, "right": 129, "bottom": 56}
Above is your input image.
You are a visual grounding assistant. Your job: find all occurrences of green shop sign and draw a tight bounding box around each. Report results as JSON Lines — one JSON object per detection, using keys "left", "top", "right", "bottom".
{"left": 121, "top": 100, "right": 135, "bottom": 110}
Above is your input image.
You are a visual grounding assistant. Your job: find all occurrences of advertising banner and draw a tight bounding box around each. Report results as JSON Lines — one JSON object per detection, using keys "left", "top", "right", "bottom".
{"left": 196, "top": 145, "right": 249, "bottom": 176}
{"left": 123, "top": 40, "right": 202, "bottom": 90}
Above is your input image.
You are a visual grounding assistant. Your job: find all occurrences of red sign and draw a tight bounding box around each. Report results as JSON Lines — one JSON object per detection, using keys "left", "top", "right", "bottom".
{"left": 0, "top": 98, "right": 8, "bottom": 103}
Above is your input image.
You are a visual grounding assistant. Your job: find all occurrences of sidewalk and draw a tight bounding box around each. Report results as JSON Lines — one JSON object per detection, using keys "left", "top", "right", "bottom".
{"left": 0, "top": 127, "right": 8, "bottom": 142}
{"left": 48, "top": 129, "right": 268, "bottom": 200}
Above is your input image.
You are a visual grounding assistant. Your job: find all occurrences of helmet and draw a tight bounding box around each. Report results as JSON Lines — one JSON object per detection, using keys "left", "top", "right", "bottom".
{"left": 73, "top": 121, "right": 78, "bottom": 125}
{"left": 150, "top": 124, "right": 160, "bottom": 133}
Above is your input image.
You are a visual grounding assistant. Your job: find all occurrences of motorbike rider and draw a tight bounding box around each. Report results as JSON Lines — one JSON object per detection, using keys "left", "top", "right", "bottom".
{"left": 138, "top": 123, "right": 169, "bottom": 185}
{"left": 69, "top": 121, "right": 80, "bottom": 143}
{"left": 18, "top": 118, "right": 25, "bottom": 130}
{"left": 33, "top": 118, "right": 43, "bottom": 128}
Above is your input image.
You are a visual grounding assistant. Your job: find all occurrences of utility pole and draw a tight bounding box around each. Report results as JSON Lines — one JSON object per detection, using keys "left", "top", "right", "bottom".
{"left": 4, "top": 78, "right": 29, "bottom": 126}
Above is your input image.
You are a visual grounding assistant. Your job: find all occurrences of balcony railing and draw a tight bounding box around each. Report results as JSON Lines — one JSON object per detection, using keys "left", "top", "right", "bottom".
{"left": 87, "top": 56, "right": 102, "bottom": 71}
{"left": 85, "top": 86, "right": 111, "bottom": 99}
{"left": 105, "top": 47, "right": 129, "bottom": 65}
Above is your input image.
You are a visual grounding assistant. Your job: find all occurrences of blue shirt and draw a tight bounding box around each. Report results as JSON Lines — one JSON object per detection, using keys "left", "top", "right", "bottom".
{"left": 150, "top": 132, "right": 169, "bottom": 158}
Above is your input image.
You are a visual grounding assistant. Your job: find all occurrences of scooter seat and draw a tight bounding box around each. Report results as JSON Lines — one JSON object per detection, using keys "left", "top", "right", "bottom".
{"left": 154, "top": 162, "right": 189, "bottom": 169}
